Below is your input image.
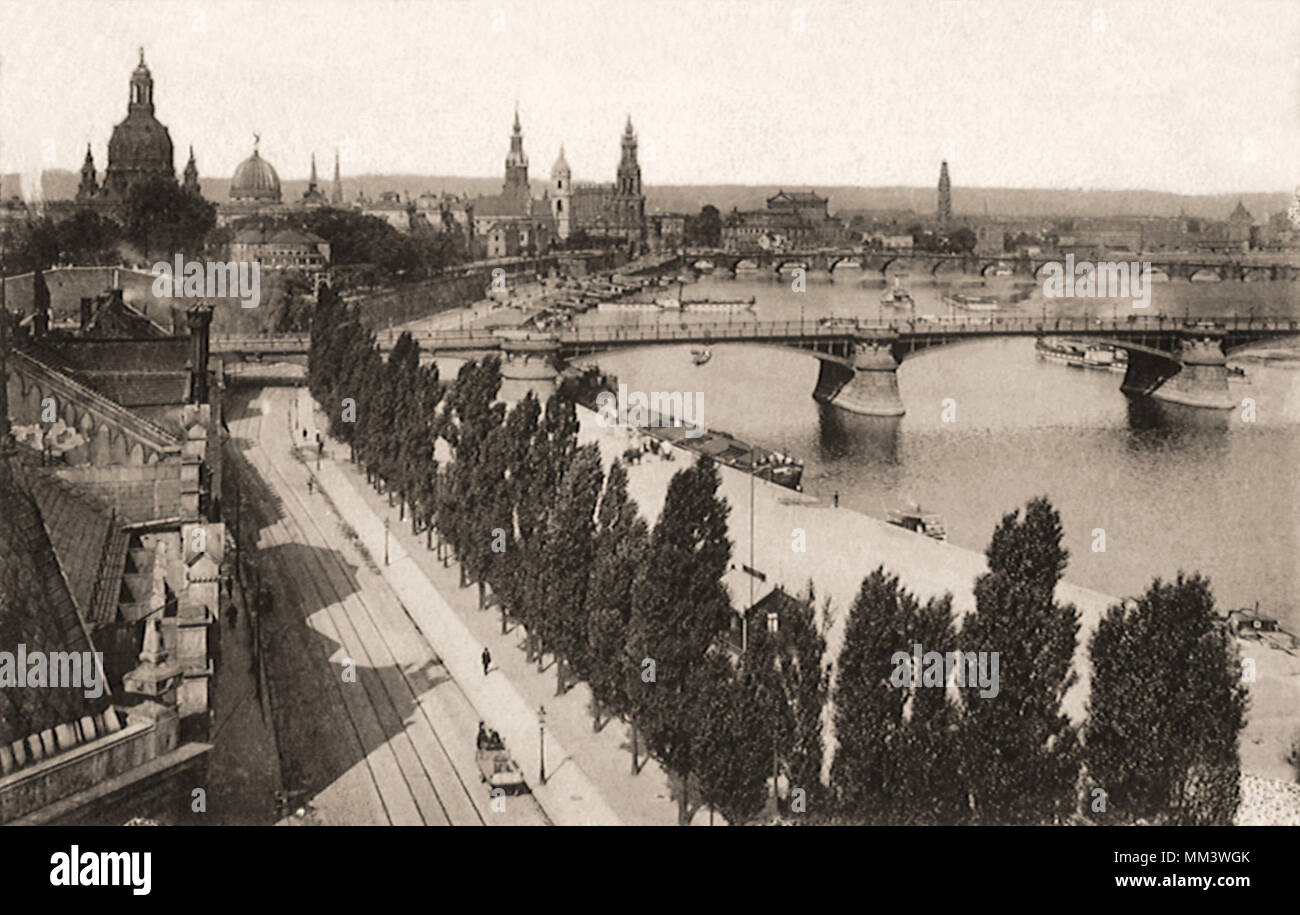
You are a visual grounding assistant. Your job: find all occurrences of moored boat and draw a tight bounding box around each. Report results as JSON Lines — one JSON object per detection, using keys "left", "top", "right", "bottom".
{"left": 886, "top": 501, "right": 947, "bottom": 541}
{"left": 1036, "top": 337, "right": 1128, "bottom": 372}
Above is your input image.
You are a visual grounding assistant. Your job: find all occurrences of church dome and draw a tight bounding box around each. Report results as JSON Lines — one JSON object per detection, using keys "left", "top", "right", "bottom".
{"left": 106, "top": 115, "right": 174, "bottom": 179}
{"left": 230, "top": 147, "right": 281, "bottom": 202}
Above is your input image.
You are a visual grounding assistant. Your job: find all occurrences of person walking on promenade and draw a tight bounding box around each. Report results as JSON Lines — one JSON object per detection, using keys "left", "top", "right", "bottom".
{"left": 481, "top": 647, "right": 491, "bottom": 675}
{"left": 833, "top": 491, "right": 839, "bottom": 508}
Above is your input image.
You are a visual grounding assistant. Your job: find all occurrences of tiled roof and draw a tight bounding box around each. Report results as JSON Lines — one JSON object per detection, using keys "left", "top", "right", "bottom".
{"left": 16, "top": 457, "right": 129, "bottom": 626}
{"left": 471, "top": 193, "right": 532, "bottom": 218}
{"left": 83, "top": 296, "right": 169, "bottom": 338}
{"left": 0, "top": 459, "right": 111, "bottom": 746}
{"left": 25, "top": 337, "right": 190, "bottom": 374}
{"left": 73, "top": 371, "right": 191, "bottom": 407}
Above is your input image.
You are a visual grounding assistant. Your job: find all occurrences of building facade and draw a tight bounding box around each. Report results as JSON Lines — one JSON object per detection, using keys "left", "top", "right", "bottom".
{"left": 722, "top": 190, "right": 844, "bottom": 251}
{"left": 550, "top": 118, "right": 647, "bottom": 243}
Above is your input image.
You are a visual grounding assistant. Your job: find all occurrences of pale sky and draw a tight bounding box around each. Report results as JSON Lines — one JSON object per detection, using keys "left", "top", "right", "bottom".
{"left": 1, "top": 0, "right": 1297, "bottom": 194}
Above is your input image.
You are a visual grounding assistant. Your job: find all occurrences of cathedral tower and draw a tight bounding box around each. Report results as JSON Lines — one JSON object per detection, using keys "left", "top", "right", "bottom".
{"left": 614, "top": 117, "right": 645, "bottom": 237}
{"left": 617, "top": 116, "right": 642, "bottom": 198}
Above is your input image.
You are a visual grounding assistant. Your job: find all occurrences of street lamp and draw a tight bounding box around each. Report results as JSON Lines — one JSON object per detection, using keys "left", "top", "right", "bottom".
{"left": 538, "top": 705, "right": 548, "bottom": 785}
{"left": 384, "top": 517, "right": 390, "bottom": 566}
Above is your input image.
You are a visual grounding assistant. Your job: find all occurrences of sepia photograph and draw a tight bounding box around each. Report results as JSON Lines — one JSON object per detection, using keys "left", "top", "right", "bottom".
{"left": 0, "top": 0, "right": 1296, "bottom": 894}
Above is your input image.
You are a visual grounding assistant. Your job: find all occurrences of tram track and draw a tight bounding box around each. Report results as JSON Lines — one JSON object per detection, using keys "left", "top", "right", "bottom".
{"left": 237, "top": 388, "right": 548, "bottom": 826}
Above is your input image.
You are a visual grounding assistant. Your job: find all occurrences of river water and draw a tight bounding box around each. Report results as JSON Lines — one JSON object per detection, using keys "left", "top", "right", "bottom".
{"left": 571, "top": 268, "right": 1300, "bottom": 628}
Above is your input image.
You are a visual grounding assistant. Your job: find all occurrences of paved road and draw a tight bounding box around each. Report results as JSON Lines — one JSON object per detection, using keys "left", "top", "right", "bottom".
{"left": 229, "top": 388, "right": 548, "bottom": 826}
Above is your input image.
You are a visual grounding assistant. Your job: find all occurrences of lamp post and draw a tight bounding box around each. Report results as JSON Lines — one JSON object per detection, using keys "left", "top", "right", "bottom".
{"left": 538, "top": 705, "right": 547, "bottom": 785}
{"left": 744, "top": 446, "right": 755, "bottom": 655}
{"left": 384, "top": 517, "right": 390, "bottom": 566}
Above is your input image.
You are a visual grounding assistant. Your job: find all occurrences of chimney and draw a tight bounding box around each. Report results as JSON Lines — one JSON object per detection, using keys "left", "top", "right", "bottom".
{"left": 80, "top": 297, "right": 94, "bottom": 330}
{"left": 186, "top": 305, "right": 213, "bottom": 405}
{"left": 33, "top": 267, "right": 50, "bottom": 338}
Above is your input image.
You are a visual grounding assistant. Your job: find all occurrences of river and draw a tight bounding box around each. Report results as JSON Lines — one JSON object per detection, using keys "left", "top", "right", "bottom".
{"left": 571, "top": 267, "right": 1300, "bottom": 629}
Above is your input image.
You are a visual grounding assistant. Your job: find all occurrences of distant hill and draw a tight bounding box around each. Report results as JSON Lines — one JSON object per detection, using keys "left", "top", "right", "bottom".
{"left": 6, "top": 170, "right": 1290, "bottom": 223}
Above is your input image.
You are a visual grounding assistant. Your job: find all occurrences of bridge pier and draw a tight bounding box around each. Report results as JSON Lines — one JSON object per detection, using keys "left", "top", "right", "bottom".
{"left": 1153, "top": 332, "right": 1234, "bottom": 410}
{"left": 1120, "top": 330, "right": 1234, "bottom": 410}
{"left": 499, "top": 337, "right": 560, "bottom": 402}
{"left": 812, "top": 340, "right": 905, "bottom": 417}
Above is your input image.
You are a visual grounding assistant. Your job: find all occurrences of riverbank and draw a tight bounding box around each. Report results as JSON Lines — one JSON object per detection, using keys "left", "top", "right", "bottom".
{"left": 572, "top": 404, "right": 1300, "bottom": 818}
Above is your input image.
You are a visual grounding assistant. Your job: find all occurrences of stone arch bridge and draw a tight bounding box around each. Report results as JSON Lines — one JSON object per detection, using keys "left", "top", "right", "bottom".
{"left": 671, "top": 249, "right": 1300, "bottom": 282}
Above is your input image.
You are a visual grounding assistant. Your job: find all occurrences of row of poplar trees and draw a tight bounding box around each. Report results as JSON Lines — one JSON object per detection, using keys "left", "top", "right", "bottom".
{"left": 307, "top": 288, "right": 1246, "bottom": 825}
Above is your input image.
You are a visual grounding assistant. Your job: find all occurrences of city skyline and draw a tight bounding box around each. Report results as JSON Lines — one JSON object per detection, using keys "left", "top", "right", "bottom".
{"left": 1, "top": 0, "right": 1296, "bottom": 196}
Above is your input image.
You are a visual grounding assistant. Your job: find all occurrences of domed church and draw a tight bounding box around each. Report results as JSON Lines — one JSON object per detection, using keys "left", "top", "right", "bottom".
{"left": 216, "top": 141, "right": 342, "bottom": 226}
{"left": 77, "top": 49, "right": 179, "bottom": 206}
{"left": 230, "top": 137, "right": 282, "bottom": 203}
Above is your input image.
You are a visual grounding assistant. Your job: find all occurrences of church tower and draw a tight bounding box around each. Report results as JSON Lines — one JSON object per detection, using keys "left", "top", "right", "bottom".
{"left": 615, "top": 117, "right": 645, "bottom": 236}
{"left": 937, "top": 160, "right": 952, "bottom": 226}
{"left": 551, "top": 146, "right": 572, "bottom": 239}
{"left": 503, "top": 108, "right": 529, "bottom": 203}
{"left": 331, "top": 149, "right": 343, "bottom": 205}
{"left": 617, "top": 116, "right": 642, "bottom": 198}
{"left": 182, "top": 146, "right": 200, "bottom": 195}
{"left": 77, "top": 144, "right": 99, "bottom": 201}
{"left": 308, "top": 152, "right": 319, "bottom": 195}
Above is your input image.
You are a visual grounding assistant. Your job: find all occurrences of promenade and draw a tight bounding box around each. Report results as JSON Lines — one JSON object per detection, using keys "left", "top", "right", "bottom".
{"left": 284, "top": 384, "right": 1299, "bottom": 824}
{"left": 292, "top": 391, "right": 699, "bottom": 826}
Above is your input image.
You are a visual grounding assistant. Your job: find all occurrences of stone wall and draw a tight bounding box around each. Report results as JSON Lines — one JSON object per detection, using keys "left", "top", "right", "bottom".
{"left": 0, "top": 702, "right": 207, "bottom": 825}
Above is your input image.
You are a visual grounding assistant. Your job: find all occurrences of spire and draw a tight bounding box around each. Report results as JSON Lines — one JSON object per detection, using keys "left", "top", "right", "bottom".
{"left": 625, "top": 114, "right": 634, "bottom": 136}
{"left": 504, "top": 110, "right": 528, "bottom": 196}
{"left": 77, "top": 144, "right": 99, "bottom": 200}
{"left": 183, "top": 146, "right": 200, "bottom": 194}
{"left": 139, "top": 46, "right": 146, "bottom": 68}
{"left": 332, "top": 148, "right": 342, "bottom": 205}
{"left": 310, "top": 152, "right": 318, "bottom": 187}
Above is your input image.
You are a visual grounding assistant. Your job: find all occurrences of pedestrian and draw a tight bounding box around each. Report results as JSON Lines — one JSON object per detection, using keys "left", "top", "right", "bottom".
{"left": 481, "top": 647, "right": 491, "bottom": 675}
{"left": 833, "top": 491, "right": 839, "bottom": 508}
{"left": 307, "top": 476, "right": 314, "bottom": 494}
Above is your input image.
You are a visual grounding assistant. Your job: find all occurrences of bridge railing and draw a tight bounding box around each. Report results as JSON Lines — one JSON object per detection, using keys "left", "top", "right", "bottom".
{"left": 211, "top": 314, "right": 1299, "bottom": 352}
